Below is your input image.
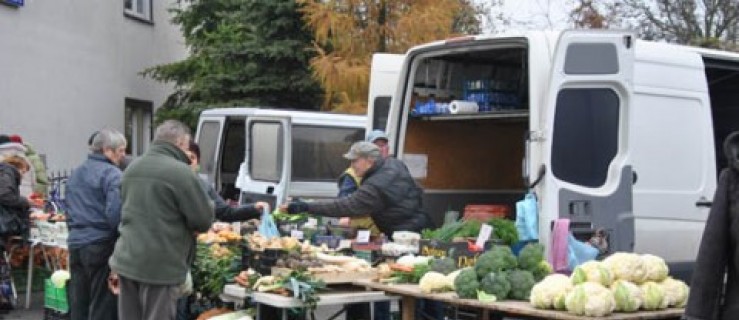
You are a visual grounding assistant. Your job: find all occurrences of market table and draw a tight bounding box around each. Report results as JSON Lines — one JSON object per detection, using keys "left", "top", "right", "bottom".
{"left": 222, "top": 283, "right": 400, "bottom": 320}
{"left": 352, "top": 279, "right": 685, "bottom": 320}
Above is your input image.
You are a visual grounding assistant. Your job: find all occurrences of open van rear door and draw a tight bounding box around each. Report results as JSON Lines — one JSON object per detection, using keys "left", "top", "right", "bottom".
{"left": 237, "top": 116, "right": 292, "bottom": 211}
{"left": 195, "top": 117, "right": 225, "bottom": 187}
{"left": 541, "top": 30, "right": 635, "bottom": 254}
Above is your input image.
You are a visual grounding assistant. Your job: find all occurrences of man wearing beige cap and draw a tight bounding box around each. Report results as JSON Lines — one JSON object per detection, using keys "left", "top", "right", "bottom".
{"left": 280, "top": 141, "right": 431, "bottom": 238}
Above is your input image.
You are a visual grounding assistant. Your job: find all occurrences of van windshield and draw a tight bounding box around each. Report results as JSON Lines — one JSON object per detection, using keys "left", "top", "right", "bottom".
{"left": 291, "top": 125, "right": 365, "bottom": 182}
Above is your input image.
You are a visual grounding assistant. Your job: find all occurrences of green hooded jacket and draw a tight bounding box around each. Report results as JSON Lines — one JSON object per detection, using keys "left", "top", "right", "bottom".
{"left": 109, "top": 141, "right": 213, "bottom": 285}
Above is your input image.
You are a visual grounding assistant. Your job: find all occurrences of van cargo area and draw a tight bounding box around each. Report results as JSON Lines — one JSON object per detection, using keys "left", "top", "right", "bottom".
{"left": 400, "top": 44, "right": 529, "bottom": 226}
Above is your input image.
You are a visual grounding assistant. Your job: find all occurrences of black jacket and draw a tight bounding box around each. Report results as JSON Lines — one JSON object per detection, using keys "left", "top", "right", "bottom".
{"left": 685, "top": 132, "right": 739, "bottom": 320}
{"left": 0, "top": 163, "right": 29, "bottom": 216}
{"left": 199, "top": 178, "right": 260, "bottom": 222}
{"left": 306, "top": 157, "right": 431, "bottom": 236}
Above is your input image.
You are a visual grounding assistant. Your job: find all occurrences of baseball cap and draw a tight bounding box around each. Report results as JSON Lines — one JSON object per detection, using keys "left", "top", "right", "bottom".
{"left": 366, "top": 130, "right": 388, "bottom": 143}
{"left": 343, "top": 141, "right": 381, "bottom": 160}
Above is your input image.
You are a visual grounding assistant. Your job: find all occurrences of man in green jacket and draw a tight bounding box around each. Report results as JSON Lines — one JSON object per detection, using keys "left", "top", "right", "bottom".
{"left": 109, "top": 120, "right": 213, "bottom": 320}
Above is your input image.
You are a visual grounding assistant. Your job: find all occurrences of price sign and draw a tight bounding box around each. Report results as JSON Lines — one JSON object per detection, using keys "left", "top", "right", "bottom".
{"left": 356, "top": 230, "right": 371, "bottom": 243}
{"left": 476, "top": 224, "right": 493, "bottom": 249}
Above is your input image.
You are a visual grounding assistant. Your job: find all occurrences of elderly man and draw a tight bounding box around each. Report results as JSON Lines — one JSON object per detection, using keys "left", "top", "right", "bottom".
{"left": 66, "top": 128, "right": 127, "bottom": 320}
{"left": 283, "top": 141, "right": 431, "bottom": 237}
{"left": 109, "top": 120, "right": 213, "bottom": 320}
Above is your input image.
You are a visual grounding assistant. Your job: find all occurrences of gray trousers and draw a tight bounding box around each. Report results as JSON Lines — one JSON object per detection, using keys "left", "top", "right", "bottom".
{"left": 118, "top": 275, "right": 180, "bottom": 320}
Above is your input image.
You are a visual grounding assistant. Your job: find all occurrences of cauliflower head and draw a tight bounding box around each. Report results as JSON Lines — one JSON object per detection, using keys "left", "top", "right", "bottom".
{"left": 641, "top": 254, "right": 669, "bottom": 282}
{"left": 571, "top": 261, "right": 612, "bottom": 286}
{"left": 529, "top": 274, "right": 573, "bottom": 310}
{"left": 602, "top": 252, "right": 647, "bottom": 284}
{"left": 640, "top": 281, "right": 669, "bottom": 310}
{"left": 565, "top": 282, "right": 615, "bottom": 317}
{"left": 659, "top": 277, "right": 689, "bottom": 308}
{"left": 419, "top": 271, "right": 453, "bottom": 293}
{"left": 611, "top": 280, "right": 643, "bottom": 312}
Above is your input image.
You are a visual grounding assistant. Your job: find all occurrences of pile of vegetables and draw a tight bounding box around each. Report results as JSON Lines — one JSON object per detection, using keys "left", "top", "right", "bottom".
{"left": 193, "top": 243, "right": 241, "bottom": 299}
{"left": 453, "top": 243, "right": 552, "bottom": 302}
{"left": 421, "top": 218, "right": 518, "bottom": 245}
{"left": 529, "top": 252, "right": 689, "bottom": 317}
{"left": 250, "top": 270, "right": 327, "bottom": 311}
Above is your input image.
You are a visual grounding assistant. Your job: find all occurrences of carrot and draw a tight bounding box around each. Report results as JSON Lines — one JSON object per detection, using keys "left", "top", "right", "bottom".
{"left": 389, "top": 264, "right": 414, "bottom": 273}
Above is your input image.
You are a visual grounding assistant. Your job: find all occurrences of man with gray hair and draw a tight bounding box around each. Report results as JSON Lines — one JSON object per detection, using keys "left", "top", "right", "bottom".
{"left": 109, "top": 120, "right": 213, "bottom": 320}
{"left": 66, "top": 128, "right": 128, "bottom": 320}
{"left": 281, "top": 141, "right": 432, "bottom": 237}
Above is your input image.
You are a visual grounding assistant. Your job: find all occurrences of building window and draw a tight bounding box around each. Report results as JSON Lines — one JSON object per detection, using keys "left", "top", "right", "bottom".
{"left": 124, "top": 0, "right": 152, "bottom": 22}
{"left": 124, "top": 98, "right": 153, "bottom": 157}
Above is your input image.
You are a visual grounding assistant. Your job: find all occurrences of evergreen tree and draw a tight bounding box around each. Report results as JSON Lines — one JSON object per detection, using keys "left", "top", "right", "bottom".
{"left": 144, "top": 0, "right": 322, "bottom": 128}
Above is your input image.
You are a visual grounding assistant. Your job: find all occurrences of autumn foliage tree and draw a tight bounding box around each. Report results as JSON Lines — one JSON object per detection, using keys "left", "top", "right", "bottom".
{"left": 298, "top": 0, "right": 483, "bottom": 113}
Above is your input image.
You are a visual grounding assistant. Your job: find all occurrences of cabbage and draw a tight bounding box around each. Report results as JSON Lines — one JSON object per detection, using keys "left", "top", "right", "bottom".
{"left": 571, "top": 261, "right": 612, "bottom": 286}
{"left": 640, "top": 281, "right": 669, "bottom": 310}
{"left": 611, "top": 280, "right": 642, "bottom": 312}
{"left": 529, "top": 274, "right": 573, "bottom": 310}
{"left": 602, "top": 252, "right": 647, "bottom": 284}
{"left": 51, "top": 270, "right": 71, "bottom": 288}
{"left": 641, "top": 254, "right": 669, "bottom": 282}
{"left": 564, "top": 282, "right": 615, "bottom": 317}
{"left": 659, "top": 277, "right": 689, "bottom": 307}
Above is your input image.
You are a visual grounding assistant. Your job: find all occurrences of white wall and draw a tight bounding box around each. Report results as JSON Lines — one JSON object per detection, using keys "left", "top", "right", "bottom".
{"left": 0, "top": 0, "right": 187, "bottom": 172}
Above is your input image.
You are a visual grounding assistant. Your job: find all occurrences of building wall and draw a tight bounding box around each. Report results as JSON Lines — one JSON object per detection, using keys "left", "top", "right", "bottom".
{"left": 0, "top": 0, "right": 187, "bottom": 172}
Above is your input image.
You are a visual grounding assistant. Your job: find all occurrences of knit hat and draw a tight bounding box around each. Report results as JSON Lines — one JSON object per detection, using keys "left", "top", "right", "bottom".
{"left": 8, "top": 135, "right": 22, "bottom": 144}
{"left": 343, "top": 141, "right": 381, "bottom": 160}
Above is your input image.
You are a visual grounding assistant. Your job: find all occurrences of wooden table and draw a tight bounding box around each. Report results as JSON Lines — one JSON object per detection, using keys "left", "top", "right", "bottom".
{"left": 352, "top": 280, "right": 685, "bottom": 320}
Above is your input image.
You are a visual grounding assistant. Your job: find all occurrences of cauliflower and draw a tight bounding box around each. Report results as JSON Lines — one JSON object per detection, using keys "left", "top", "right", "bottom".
{"left": 602, "top": 252, "right": 647, "bottom": 284}
{"left": 474, "top": 246, "right": 518, "bottom": 278}
{"left": 611, "top": 280, "right": 643, "bottom": 312}
{"left": 518, "top": 243, "right": 545, "bottom": 270}
{"left": 659, "top": 277, "right": 689, "bottom": 307}
{"left": 640, "top": 281, "right": 669, "bottom": 310}
{"left": 508, "top": 269, "right": 537, "bottom": 300}
{"left": 396, "top": 254, "right": 431, "bottom": 267}
{"left": 565, "top": 282, "right": 616, "bottom": 317}
{"left": 641, "top": 254, "right": 669, "bottom": 282}
{"left": 454, "top": 268, "right": 480, "bottom": 299}
{"left": 419, "top": 271, "right": 453, "bottom": 293}
{"left": 571, "top": 261, "right": 612, "bottom": 286}
{"left": 479, "top": 272, "right": 511, "bottom": 300}
{"left": 529, "top": 274, "right": 573, "bottom": 310}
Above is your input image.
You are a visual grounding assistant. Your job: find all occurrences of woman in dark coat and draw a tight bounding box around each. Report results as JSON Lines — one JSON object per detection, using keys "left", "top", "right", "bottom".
{"left": 0, "top": 155, "right": 31, "bottom": 230}
{"left": 685, "top": 131, "right": 739, "bottom": 320}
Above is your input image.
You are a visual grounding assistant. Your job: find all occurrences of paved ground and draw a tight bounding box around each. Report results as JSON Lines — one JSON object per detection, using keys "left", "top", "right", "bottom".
{"left": 5, "top": 291, "right": 44, "bottom": 320}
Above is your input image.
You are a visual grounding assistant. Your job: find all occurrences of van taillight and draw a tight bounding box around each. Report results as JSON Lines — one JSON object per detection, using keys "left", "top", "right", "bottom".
{"left": 445, "top": 36, "right": 475, "bottom": 44}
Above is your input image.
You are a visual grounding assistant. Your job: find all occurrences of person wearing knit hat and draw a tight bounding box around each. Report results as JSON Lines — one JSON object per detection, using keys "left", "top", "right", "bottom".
{"left": 8, "top": 135, "right": 22, "bottom": 144}
{"left": 6, "top": 134, "right": 49, "bottom": 195}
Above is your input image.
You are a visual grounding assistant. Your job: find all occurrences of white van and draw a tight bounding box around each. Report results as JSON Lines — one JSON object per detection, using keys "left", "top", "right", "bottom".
{"left": 375, "top": 30, "right": 739, "bottom": 280}
{"left": 195, "top": 108, "right": 366, "bottom": 209}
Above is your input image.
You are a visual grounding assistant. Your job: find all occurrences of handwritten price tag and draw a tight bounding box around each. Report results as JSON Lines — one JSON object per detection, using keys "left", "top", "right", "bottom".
{"left": 476, "top": 224, "right": 493, "bottom": 249}
{"left": 356, "top": 230, "right": 371, "bottom": 243}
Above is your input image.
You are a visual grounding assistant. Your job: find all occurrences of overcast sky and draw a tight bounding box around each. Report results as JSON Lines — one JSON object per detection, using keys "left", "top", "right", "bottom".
{"left": 484, "top": 0, "right": 575, "bottom": 33}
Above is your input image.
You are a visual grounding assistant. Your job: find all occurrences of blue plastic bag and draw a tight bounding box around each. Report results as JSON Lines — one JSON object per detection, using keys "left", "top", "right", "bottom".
{"left": 567, "top": 234, "right": 599, "bottom": 271}
{"left": 515, "top": 192, "right": 539, "bottom": 241}
{"left": 258, "top": 207, "right": 280, "bottom": 239}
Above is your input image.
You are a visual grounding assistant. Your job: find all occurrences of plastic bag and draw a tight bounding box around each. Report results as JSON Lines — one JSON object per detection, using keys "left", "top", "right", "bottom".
{"left": 258, "top": 206, "right": 279, "bottom": 239}
{"left": 515, "top": 192, "right": 539, "bottom": 241}
{"left": 567, "top": 234, "right": 599, "bottom": 271}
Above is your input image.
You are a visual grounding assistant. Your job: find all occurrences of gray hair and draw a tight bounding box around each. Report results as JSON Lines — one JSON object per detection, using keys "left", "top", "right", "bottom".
{"left": 90, "top": 128, "right": 127, "bottom": 153}
{"left": 154, "top": 120, "right": 191, "bottom": 145}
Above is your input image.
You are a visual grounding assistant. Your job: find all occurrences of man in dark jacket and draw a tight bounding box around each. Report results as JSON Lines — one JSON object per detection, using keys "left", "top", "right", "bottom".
{"left": 685, "top": 131, "right": 739, "bottom": 320}
{"left": 282, "top": 141, "right": 431, "bottom": 237}
{"left": 66, "top": 128, "right": 127, "bottom": 320}
{"left": 109, "top": 120, "right": 213, "bottom": 320}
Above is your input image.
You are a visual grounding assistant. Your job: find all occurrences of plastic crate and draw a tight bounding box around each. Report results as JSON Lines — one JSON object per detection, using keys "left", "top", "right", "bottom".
{"left": 44, "top": 279, "right": 68, "bottom": 313}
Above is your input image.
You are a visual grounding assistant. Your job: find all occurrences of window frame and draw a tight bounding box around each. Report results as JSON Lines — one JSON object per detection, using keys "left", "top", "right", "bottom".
{"left": 124, "top": 0, "right": 153, "bottom": 23}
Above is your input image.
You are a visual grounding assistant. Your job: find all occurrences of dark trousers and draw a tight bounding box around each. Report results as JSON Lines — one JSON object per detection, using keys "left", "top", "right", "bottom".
{"left": 345, "top": 301, "right": 390, "bottom": 320}
{"left": 69, "top": 241, "right": 117, "bottom": 320}
{"left": 118, "top": 275, "right": 179, "bottom": 320}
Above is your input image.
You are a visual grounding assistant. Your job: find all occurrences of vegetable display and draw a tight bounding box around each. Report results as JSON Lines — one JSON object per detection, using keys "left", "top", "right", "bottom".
{"left": 479, "top": 272, "right": 511, "bottom": 300}
{"left": 453, "top": 268, "right": 480, "bottom": 299}
{"left": 475, "top": 246, "right": 518, "bottom": 277}
{"left": 421, "top": 218, "right": 518, "bottom": 245}
{"left": 529, "top": 274, "right": 572, "bottom": 310}
{"left": 565, "top": 282, "right": 616, "bottom": 317}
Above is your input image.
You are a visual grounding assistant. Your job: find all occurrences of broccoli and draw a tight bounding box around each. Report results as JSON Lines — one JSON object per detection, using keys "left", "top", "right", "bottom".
{"left": 430, "top": 257, "right": 457, "bottom": 275}
{"left": 475, "top": 246, "right": 518, "bottom": 278}
{"left": 531, "top": 260, "right": 553, "bottom": 282}
{"left": 518, "top": 243, "right": 545, "bottom": 270}
{"left": 479, "top": 272, "right": 511, "bottom": 300}
{"left": 508, "top": 269, "right": 536, "bottom": 300}
{"left": 453, "top": 268, "right": 480, "bottom": 299}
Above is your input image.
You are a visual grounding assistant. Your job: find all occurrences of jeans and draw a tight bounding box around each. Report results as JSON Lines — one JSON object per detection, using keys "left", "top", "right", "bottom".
{"left": 69, "top": 241, "right": 118, "bottom": 320}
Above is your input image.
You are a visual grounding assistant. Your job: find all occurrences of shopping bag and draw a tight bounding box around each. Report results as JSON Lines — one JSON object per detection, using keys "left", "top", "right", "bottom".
{"left": 515, "top": 192, "right": 539, "bottom": 241}
{"left": 258, "top": 207, "right": 279, "bottom": 239}
{"left": 567, "top": 234, "right": 599, "bottom": 271}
